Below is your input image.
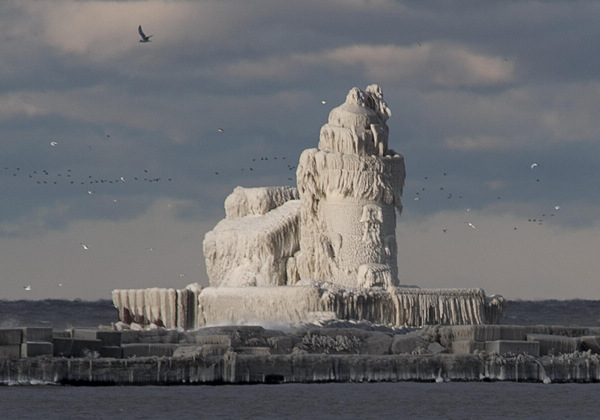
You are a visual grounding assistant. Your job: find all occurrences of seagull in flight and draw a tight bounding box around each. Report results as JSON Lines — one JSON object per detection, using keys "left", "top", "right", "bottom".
{"left": 138, "top": 25, "right": 152, "bottom": 43}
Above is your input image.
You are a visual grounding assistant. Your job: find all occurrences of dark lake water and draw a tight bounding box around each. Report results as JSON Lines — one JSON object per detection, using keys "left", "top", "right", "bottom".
{"left": 2, "top": 382, "right": 598, "bottom": 419}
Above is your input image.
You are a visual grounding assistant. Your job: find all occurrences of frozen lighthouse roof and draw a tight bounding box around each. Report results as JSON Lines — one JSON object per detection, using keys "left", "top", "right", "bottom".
{"left": 319, "top": 84, "right": 393, "bottom": 157}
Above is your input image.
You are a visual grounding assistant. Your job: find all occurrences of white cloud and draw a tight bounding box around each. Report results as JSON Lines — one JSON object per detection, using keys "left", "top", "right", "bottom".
{"left": 16, "top": 1, "right": 202, "bottom": 59}
{"left": 327, "top": 43, "right": 515, "bottom": 88}
{"left": 223, "top": 42, "right": 515, "bottom": 88}
{"left": 444, "top": 134, "right": 516, "bottom": 151}
{"left": 0, "top": 88, "right": 166, "bottom": 134}
{"left": 0, "top": 92, "right": 49, "bottom": 118}
{"left": 0, "top": 86, "right": 316, "bottom": 146}
{"left": 423, "top": 82, "right": 600, "bottom": 151}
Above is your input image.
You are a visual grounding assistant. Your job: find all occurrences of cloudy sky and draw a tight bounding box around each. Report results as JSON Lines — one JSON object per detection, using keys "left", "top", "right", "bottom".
{"left": 2, "top": 0, "right": 600, "bottom": 301}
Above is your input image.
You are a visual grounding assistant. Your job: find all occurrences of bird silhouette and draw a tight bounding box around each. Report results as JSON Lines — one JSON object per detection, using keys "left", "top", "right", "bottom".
{"left": 138, "top": 25, "right": 152, "bottom": 43}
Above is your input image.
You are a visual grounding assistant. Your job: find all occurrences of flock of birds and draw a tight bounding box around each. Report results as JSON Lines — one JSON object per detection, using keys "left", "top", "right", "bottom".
{"left": 408, "top": 162, "right": 561, "bottom": 233}
{"left": 21, "top": 25, "right": 157, "bottom": 293}
{"left": 13, "top": 148, "right": 560, "bottom": 293}
{"left": 213, "top": 154, "right": 297, "bottom": 182}
{"left": 3, "top": 165, "right": 172, "bottom": 191}
{"left": 213, "top": 115, "right": 558, "bottom": 234}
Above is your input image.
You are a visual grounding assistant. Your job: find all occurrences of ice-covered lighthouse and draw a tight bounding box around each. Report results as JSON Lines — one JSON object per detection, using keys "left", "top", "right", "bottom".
{"left": 296, "top": 84, "right": 405, "bottom": 288}
{"left": 113, "top": 85, "right": 504, "bottom": 330}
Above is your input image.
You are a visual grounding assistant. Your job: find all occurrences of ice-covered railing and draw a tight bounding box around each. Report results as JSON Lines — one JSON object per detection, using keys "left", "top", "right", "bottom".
{"left": 320, "top": 285, "right": 504, "bottom": 326}
{"left": 112, "top": 283, "right": 201, "bottom": 330}
{"left": 112, "top": 284, "right": 504, "bottom": 329}
{"left": 195, "top": 282, "right": 504, "bottom": 328}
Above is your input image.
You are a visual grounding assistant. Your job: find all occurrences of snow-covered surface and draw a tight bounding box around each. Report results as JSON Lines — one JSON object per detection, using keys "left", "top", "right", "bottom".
{"left": 318, "top": 85, "right": 391, "bottom": 156}
{"left": 197, "top": 284, "right": 324, "bottom": 326}
{"left": 203, "top": 198, "right": 300, "bottom": 287}
{"left": 224, "top": 186, "right": 299, "bottom": 219}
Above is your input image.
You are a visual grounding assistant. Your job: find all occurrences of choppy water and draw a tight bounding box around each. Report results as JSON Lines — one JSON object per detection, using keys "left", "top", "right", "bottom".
{"left": 0, "top": 299, "right": 118, "bottom": 330}
{"left": 1, "top": 299, "right": 599, "bottom": 419}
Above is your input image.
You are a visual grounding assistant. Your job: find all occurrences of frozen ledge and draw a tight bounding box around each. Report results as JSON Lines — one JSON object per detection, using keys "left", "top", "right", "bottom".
{"left": 196, "top": 285, "right": 503, "bottom": 328}
{"left": 112, "top": 284, "right": 503, "bottom": 329}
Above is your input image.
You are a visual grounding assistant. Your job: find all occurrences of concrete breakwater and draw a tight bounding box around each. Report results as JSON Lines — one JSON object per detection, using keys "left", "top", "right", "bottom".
{"left": 2, "top": 353, "right": 600, "bottom": 385}
{"left": 1, "top": 324, "right": 600, "bottom": 385}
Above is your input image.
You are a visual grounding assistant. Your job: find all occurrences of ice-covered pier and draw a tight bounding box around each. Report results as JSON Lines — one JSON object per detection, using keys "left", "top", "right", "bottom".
{"left": 2, "top": 324, "right": 600, "bottom": 385}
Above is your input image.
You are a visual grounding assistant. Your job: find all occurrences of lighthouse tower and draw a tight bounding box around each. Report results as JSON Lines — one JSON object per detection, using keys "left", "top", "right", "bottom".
{"left": 296, "top": 85, "right": 406, "bottom": 288}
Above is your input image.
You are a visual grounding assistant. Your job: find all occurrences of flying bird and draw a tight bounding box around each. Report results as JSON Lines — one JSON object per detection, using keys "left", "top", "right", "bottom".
{"left": 138, "top": 25, "right": 152, "bottom": 43}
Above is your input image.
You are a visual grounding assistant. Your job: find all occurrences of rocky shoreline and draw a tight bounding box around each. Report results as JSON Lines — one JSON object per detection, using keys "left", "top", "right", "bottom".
{"left": 2, "top": 323, "right": 600, "bottom": 385}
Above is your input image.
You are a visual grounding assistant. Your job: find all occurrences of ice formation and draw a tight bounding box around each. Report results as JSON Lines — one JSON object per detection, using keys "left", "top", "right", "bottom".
{"left": 203, "top": 193, "right": 300, "bottom": 287}
{"left": 296, "top": 84, "right": 405, "bottom": 287}
{"left": 112, "top": 283, "right": 201, "bottom": 330}
{"left": 196, "top": 282, "right": 504, "bottom": 327}
{"left": 113, "top": 85, "right": 504, "bottom": 329}
{"left": 203, "top": 85, "right": 404, "bottom": 289}
{"left": 224, "top": 186, "right": 299, "bottom": 219}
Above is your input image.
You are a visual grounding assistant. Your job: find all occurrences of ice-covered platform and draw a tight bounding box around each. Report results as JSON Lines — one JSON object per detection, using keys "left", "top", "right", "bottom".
{"left": 2, "top": 323, "right": 600, "bottom": 385}
{"left": 112, "top": 283, "right": 504, "bottom": 329}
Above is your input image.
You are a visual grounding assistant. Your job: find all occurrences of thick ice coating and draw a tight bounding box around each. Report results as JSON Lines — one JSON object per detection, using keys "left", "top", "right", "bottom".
{"left": 113, "top": 85, "right": 504, "bottom": 329}
{"left": 112, "top": 283, "right": 202, "bottom": 330}
{"left": 319, "top": 85, "right": 392, "bottom": 156}
{"left": 296, "top": 84, "right": 405, "bottom": 287}
{"left": 203, "top": 86, "right": 404, "bottom": 289}
{"left": 203, "top": 197, "right": 300, "bottom": 287}
{"left": 224, "top": 186, "right": 299, "bottom": 219}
